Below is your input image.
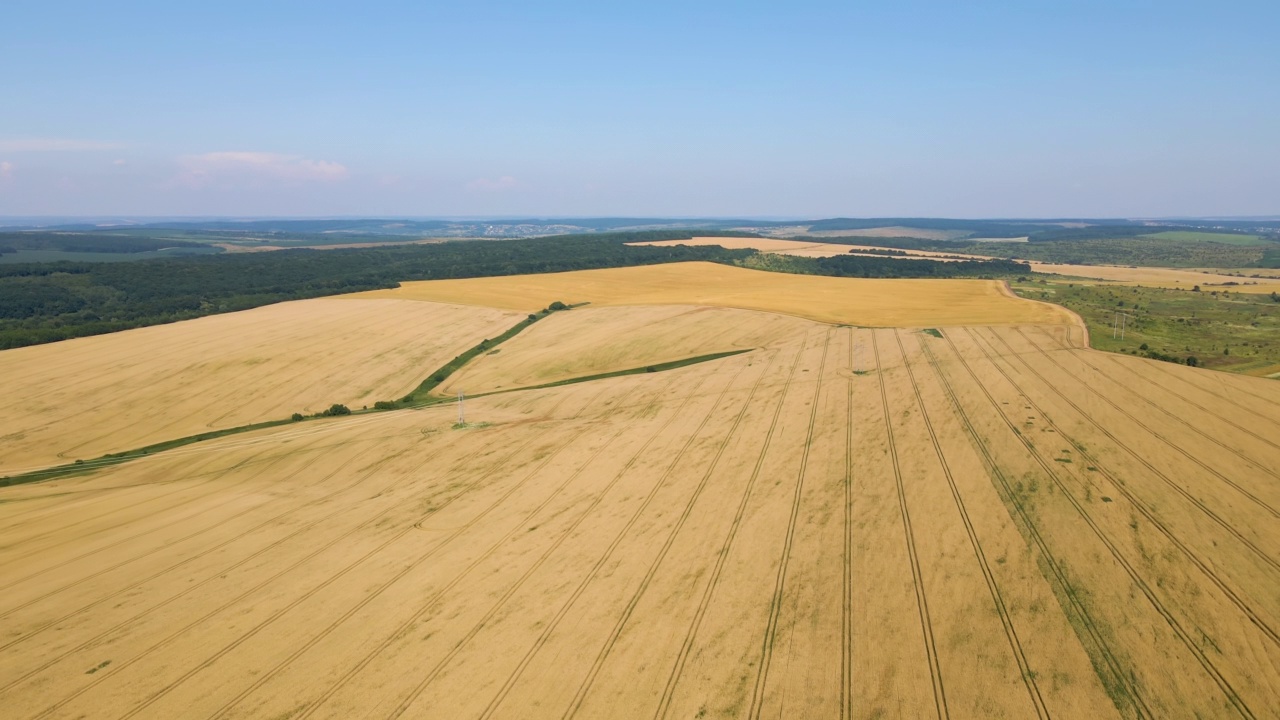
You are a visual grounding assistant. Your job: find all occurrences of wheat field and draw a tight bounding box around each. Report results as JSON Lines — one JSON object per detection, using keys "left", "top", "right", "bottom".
{"left": 346, "top": 261, "right": 1076, "bottom": 327}
{"left": 2, "top": 266, "right": 1277, "bottom": 719}
{"left": 0, "top": 298, "right": 522, "bottom": 474}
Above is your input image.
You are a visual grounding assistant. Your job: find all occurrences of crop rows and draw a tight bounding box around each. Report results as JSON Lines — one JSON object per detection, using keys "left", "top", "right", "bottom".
{"left": 1, "top": 323, "right": 1277, "bottom": 718}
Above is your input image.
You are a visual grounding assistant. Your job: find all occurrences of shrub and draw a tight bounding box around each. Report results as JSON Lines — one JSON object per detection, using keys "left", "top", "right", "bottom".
{"left": 548, "top": 300, "right": 568, "bottom": 311}
{"left": 291, "top": 412, "right": 304, "bottom": 422}
{"left": 322, "top": 404, "right": 351, "bottom": 416}
{"left": 1187, "top": 356, "right": 1199, "bottom": 367}
{"left": 373, "top": 400, "right": 397, "bottom": 410}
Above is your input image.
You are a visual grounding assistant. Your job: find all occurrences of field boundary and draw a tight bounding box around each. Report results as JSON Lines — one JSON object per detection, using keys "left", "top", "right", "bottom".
{"left": 0, "top": 316, "right": 744, "bottom": 489}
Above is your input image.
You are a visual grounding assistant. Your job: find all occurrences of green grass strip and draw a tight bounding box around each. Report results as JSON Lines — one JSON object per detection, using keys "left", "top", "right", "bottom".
{"left": 0, "top": 417, "right": 297, "bottom": 488}
{"left": 0, "top": 303, "right": 574, "bottom": 488}
{"left": 470, "top": 349, "right": 754, "bottom": 397}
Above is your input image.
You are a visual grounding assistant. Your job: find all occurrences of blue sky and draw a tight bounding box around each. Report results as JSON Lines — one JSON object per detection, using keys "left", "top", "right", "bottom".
{"left": 1, "top": 1, "right": 1277, "bottom": 217}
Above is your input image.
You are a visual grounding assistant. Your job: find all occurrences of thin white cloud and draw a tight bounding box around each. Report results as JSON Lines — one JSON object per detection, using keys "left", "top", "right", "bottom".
{"left": 466, "top": 175, "right": 519, "bottom": 192}
{"left": 0, "top": 138, "right": 123, "bottom": 152}
{"left": 176, "top": 151, "right": 348, "bottom": 186}
{"left": 0, "top": 161, "right": 13, "bottom": 179}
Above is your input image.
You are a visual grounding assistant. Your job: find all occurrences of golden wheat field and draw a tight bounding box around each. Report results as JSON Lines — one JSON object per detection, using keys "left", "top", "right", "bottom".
{"left": 347, "top": 261, "right": 1076, "bottom": 327}
{"left": 1026, "top": 262, "right": 1280, "bottom": 293}
{"left": 0, "top": 298, "right": 523, "bottom": 474}
{"left": 2, "top": 264, "right": 1279, "bottom": 719}
{"left": 629, "top": 236, "right": 995, "bottom": 261}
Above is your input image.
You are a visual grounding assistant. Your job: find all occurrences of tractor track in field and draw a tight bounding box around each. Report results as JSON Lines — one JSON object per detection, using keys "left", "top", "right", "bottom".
{"left": 841, "top": 328, "right": 856, "bottom": 720}
{"left": 928, "top": 331, "right": 1153, "bottom": 719}
{"left": 871, "top": 330, "right": 949, "bottom": 720}
{"left": 114, "top": 384, "right": 619, "bottom": 720}
{"left": 969, "top": 331, "right": 1280, "bottom": 647}
{"left": 1071, "top": 337, "right": 1280, "bottom": 456}
{"left": 0, "top": 443, "right": 445, "bottom": 702}
{"left": 745, "top": 328, "right": 832, "bottom": 720}
{"left": 1017, "top": 327, "right": 1280, "bottom": 519}
{"left": 26, "top": 390, "right": 592, "bottom": 720}
{"left": 964, "top": 328, "right": 1257, "bottom": 719}
{"left": 382, "top": 381, "right": 696, "bottom": 719}
{"left": 217, "top": 392, "right": 646, "bottom": 720}
{"left": 0, "top": 439, "right": 431, "bottom": 659}
{"left": 0, "top": 449, "right": 240, "bottom": 555}
{"left": 0, "top": 441, "right": 311, "bottom": 616}
{"left": 560, "top": 342, "right": 790, "bottom": 719}
{"left": 0, "top": 408, "right": 411, "bottom": 537}
{"left": 1145, "top": 358, "right": 1280, "bottom": 418}
{"left": 475, "top": 357, "right": 752, "bottom": 720}
{"left": 0, "top": 450, "right": 235, "bottom": 537}
{"left": 897, "top": 330, "right": 1049, "bottom": 720}
{"left": 650, "top": 332, "right": 809, "bottom": 720}
{"left": 984, "top": 328, "right": 1280, "bottom": 575}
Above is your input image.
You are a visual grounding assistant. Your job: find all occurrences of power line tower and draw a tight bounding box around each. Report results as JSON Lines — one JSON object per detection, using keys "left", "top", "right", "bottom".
{"left": 1112, "top": 311, "right": 1129, "bottom": 340}
{"left": 457, "top": 390, "right": 465, "bottom": 425}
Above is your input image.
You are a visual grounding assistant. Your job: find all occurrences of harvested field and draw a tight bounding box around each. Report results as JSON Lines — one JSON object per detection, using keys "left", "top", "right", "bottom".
{"left": 806, "top": 226, "right": 971, "bottom": 241}
{"left": 1029, "top": 262, "right": 1280, "bottom": 293}
{"left": 0, "top": 298, "right": 523, "bottom": 474}
{"left": 3, "top": 266, "right": 1278, "bottom": 719}
{"left": 630, "top": 236, "right": 996, "bottom": 261}
{"left": 346, "top": 261, "right": 1075, "bottom": 327}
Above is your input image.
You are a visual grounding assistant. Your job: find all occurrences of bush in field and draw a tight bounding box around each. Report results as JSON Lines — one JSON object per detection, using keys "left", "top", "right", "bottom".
{"left": 291, "top": 413, "right": 304, "bottom": 422}
{"left": 373, "top": 400, "right": 397, "bottom": 410}
{"left": 322, "top": 404, "right": 351, "bottom": 416}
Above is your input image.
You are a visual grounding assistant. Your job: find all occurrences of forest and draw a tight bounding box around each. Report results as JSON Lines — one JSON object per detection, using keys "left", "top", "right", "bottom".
{"left": 0, "top": 232, "right": 212, "bottom": 254}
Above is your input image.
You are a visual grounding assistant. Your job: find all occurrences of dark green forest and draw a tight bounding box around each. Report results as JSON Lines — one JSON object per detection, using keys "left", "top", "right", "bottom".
{"left": 740, "top": 251, "right": 1028, "bottom": 279}
{"left": 796, "top": 233, "right": 1278, "bottom": 268}
{"left": 816, "top": 254, "right": 1028, "bottom": 277}
{"left": 0, "top": 232, "right": 212, "bottom": 254}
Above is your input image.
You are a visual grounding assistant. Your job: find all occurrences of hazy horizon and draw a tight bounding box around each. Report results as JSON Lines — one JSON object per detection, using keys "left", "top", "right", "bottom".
{"left": 4, "top": 1, "right": 1277, "bottom": 218}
